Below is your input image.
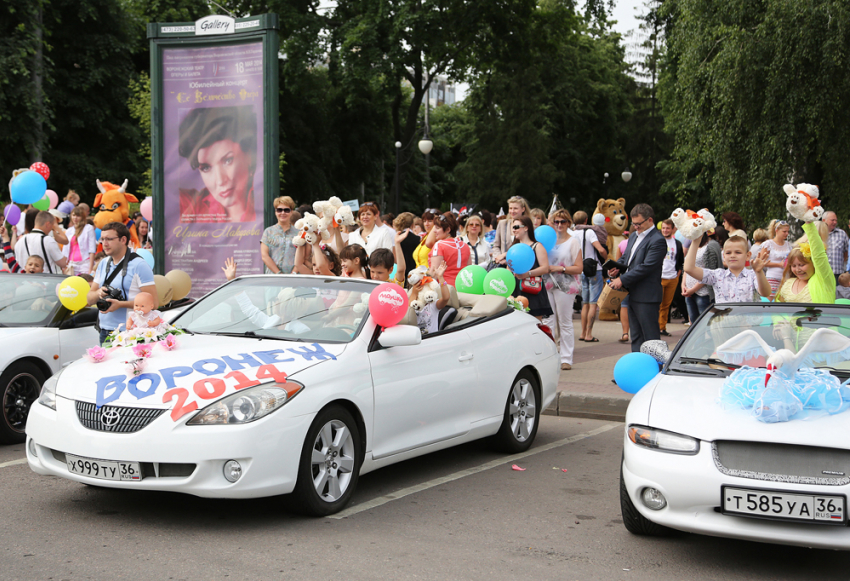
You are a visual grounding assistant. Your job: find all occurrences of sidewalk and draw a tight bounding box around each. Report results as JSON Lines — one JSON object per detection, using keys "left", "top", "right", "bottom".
{"left": 543, "top": 311, "right": 688, "bottom": 422}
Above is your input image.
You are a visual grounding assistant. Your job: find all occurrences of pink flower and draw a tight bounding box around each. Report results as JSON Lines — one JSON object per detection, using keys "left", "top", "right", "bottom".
{"left": 159, "top": 334, "right": 178, "bottom": 351}
{"left": 86, "top": 346, "right": 108, "bottom": 363}
{"left": 132, "top": 344, "right": 153, "bottom": 359}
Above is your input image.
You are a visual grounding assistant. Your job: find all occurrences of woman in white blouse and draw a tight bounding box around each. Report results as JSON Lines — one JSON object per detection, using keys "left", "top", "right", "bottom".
{"left": 346, "top": 203, "right": 394, "bottom": 256}
{"left": 462, "top": 214, "right": 491, "bottom": 269}
{"left": 62, "top": 206, "right": 97, "bottom": 274}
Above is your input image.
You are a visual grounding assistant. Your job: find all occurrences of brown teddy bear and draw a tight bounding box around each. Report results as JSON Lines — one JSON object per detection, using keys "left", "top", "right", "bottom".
{"left": 592, "top": 198, "right": 629, "bottom": 261}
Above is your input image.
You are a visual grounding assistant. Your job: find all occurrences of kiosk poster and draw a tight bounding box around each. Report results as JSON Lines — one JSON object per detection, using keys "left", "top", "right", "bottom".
{"left": 161, "top": 41, "right": 264, "bottom": 296}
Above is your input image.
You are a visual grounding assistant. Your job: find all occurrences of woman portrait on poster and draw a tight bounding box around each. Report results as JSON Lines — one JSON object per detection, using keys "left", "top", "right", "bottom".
{"left": 178, "top": 106, "right": 258, "bottom": 223}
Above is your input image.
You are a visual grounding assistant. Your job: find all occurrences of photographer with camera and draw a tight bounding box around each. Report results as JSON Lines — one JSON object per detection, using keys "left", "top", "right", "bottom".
{"left": 86, "top": 222, "right": 156, "bottom": 345}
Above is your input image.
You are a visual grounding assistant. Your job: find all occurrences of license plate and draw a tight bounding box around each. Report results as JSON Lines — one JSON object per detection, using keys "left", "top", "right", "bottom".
{"left": 66, "top": 454, "right": 143, "bottom": 481}
{"left": 722, "top": 486, "right": 845, "bottom": 524}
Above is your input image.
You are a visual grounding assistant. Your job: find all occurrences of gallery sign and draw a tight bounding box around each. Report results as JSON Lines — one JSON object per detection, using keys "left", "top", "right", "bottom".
{"left": 195, "top": 15, "right": 235, "bottom": 36}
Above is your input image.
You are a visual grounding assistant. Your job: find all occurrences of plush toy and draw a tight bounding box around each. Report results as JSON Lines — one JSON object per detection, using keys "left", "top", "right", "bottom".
{"left": 670, "top": 208, "right": 717, "bottom": 240}
{"left": 407, "top": 265, "right": 440, "bottom": 312}
{"left": 292, "top": 212, "right": 323, "bottom": 246}
{"left": 592, "top": 198, "right": 629, "bottom": 261}
{"left": 784, "top": 183, "right": 824, "bottom": 223}
{"left": 311, "top": 198, "right": 337, "bottom": 242}
{"left": 93, "top": 179, "right": 140, "bottom": 248}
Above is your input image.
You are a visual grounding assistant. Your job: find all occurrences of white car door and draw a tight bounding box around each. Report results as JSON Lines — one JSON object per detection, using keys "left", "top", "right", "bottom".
{"left": 368, "top": 328, "right": 479, "bottom": 459}
{"left": 58, "top": 308, "right": 100, "bottom": 365}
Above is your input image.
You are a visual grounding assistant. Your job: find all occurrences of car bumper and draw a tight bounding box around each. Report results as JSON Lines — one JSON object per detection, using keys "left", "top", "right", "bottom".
{"left": 26, "top": 396, "right": 315, "bottom": 499}
{"left": 622, "top": 433, "right": 850, "bottom": 550}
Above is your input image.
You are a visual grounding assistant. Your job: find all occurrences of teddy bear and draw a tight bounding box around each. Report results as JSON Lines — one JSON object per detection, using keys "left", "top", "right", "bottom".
{"left": 592, "top": 198, "right": 629, "bottom": 261}
{"left": 407, "top": 265, "right": 440, "bottom": 312}
{"left": 784, "top": 183, "right": 824, "bottom": 223}
{"left": 292, "top": 212, "right": 323, "bottom": 246}
{"left": 670, "top": 208, "right": 717, "bottom": 240}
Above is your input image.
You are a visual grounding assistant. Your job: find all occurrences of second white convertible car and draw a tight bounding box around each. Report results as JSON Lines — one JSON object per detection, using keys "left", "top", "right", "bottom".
{"left": 27, "top": 275, "right": 559, "bottom": 515}
{"left": 622, "top": 302, "right": 850, "bottom": 550}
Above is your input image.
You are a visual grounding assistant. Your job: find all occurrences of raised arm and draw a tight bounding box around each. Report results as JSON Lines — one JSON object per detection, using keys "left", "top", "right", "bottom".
{"left": 684, "top": 237, "right": 704, "bottom": 281}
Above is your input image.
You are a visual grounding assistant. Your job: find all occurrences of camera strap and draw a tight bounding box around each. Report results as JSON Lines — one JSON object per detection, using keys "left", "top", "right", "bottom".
{"left": 103, "top": 250, "right": 140, "bottom": 293}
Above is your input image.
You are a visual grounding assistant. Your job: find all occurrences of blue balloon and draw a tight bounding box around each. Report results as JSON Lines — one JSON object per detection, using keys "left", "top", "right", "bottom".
{"left": 535, "top": 225, "right": 557, "bottom": 252}
{"left": 759, "top": 295, "right": 770, "bottom": 302}
{"left": 10, "top": 171, "right": 47, "bottom": 205}
{"left": 136, "top": 248, "right": 155, "bottom": 269}
{"left": 95, "top": 228, "right": 102, "bottom": 241}
{"left": 614, "top": 352, "right": 660, "bottom": 394}
{"left": 506, "top": 244, "right": 535, "bottom": 275}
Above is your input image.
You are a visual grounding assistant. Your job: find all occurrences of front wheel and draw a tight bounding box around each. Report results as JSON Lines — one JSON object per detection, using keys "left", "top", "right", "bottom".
{"left": 490, "top": 370, "right": 540, "bottom": 453}
{"left": 289, "top": 405, "right": 362, "bottom": 516}
{"left": 1, "top": 362, "right": 45, "bottom": 444}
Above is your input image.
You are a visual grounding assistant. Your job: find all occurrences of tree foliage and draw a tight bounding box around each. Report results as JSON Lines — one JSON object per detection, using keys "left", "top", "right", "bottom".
{"left": 660, "top": 0, "right": 850, "bottom": 225}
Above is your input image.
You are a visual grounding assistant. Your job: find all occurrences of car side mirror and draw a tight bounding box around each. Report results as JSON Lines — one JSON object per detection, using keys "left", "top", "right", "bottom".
{"left": 378, "top": 325, "right": 422, "bottom": 348}
{"left": 641, "top": 340, "right": 671, "bottom": 365}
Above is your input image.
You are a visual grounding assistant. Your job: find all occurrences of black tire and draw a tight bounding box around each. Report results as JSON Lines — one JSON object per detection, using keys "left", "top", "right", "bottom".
{"left": 490, "top": 370, "right": 541, "bottom": 453}
{"left": 0, "top": 361, "right": 45, "bottom": 444}
{"left": 620, "top": 459, "right": 673, "bottom": 536}
{"left": 289, "top": 405, "right": 362, "bottom": 516}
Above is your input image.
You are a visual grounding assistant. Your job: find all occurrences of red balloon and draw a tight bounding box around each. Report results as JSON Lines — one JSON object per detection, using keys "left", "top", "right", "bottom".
{"left": 368, "top": 283, "right": 409, "bottom": 327}
{"left": 29, "top": 162, "right": 50, "bottom": 181}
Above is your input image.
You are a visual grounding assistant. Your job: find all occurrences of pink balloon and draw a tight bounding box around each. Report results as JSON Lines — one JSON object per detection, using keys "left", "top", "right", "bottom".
{"left": 46, "top": 189, "right": 59, "bottom": 209}
{"left": 140, "top": 197, "right": 153, "bottom": 221}
{"left": 368, "top": 283, "right": 409, "bottom": 327}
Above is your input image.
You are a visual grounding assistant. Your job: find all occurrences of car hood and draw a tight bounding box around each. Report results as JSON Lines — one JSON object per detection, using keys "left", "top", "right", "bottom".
{"left": 649, "top": 372, "right": 850, "bottom": 447}
{"left": 56, "top": 334, "right": 346, "bottom": 410}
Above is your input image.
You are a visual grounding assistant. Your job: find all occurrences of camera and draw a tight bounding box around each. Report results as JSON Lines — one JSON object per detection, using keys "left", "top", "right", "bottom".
{"left": 96, "top": 286, "right": 125, "bottom": 311}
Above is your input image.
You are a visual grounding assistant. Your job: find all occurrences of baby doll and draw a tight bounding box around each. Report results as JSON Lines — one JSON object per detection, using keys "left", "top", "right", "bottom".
{"left": 126, "top": 291, "right": 162, "bottom": 330}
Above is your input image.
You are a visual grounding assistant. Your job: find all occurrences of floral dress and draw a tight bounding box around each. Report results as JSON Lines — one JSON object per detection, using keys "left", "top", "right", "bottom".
{"left": 261, "top": 224, "right": 298, "bottom": 274}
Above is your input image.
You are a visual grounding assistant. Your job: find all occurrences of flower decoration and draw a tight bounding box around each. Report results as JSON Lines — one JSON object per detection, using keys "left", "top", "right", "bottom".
{"left": 132, "top": 343, "right": 154, "bottom": 359}
{"left": 86, "top": 346, "right": 108, "bottom": 363}
{"left": 125, "top": 358, "right": 145, "bottom": 376}
{"left": 159, "top": 334, "right": 178, "bottom": 351}
{"left": 799, "top": 242, "right": 812, "bottom": 258}
{"left": 140, "top": 328, "right": 158, "bottom": 343}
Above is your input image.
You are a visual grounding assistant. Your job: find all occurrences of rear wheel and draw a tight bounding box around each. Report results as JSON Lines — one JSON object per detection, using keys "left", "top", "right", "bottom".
{"left": 490, "top": 370, "right": 540, "bottom": 453}
{"left": 289, "top": 405, "right": 362, "bottom": 516}
{"left": 620, "top": 459, "right": 672, "bottom": 536}
{"left": 0, "top": 362, "right": 44, "bottom": 444}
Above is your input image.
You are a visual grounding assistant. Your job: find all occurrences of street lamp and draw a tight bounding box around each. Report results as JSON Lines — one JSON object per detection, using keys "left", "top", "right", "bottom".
{"left": 621, "top": 168, "right": 633, "bottom": 183}
{"left": 394, "top": 141, "right": 402, "bottom": 215}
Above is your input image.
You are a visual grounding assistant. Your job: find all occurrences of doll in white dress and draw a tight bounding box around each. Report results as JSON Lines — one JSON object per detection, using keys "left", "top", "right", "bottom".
{"left": 126, "top": 292, "right": 163, "bottom": 330}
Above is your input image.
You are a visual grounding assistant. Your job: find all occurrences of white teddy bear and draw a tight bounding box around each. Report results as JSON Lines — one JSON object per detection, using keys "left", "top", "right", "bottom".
{"left": 669, "top": 208, "right": 717, "bottom": 240}
{"left": 407, "top": 265, "right": 441, "bottom": 312}
{"left": 292, "top": 212, "right": 323, "bottom": 247}
{"left": 784, "top": 183, "right": 824, "bottom": 223}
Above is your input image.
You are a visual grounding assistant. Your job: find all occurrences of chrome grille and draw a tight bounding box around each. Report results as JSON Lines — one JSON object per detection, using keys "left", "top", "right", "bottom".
{"left": 75, "top": 401, "right": 166, "bottom": 433}
{"left": 713, "top": 441, "right": 850, "bottom": 486}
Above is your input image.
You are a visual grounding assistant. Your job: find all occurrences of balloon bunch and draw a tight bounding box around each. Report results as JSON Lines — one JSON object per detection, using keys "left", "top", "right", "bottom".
{"left": 56, "top": 269, "right": 193, "bottom": 313}
{"left": 8, "top": 163, "right": 59, "bottom": 215}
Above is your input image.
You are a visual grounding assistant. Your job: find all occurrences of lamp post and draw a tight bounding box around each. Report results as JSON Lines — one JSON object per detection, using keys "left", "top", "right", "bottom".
{"left": 418, "top": 132, "right": 433, "bottom": 210}
{"left": 394, "top": 141, "right": 402, "bottom": 214}
{"left": 621, "top": 168, "right": 633, "bottom": 183}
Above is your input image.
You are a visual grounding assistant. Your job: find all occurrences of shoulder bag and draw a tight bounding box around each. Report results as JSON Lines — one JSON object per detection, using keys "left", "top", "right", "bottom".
{"left": 582, "top": 230, "right": 599, "bottom": 278}
{"left": 520, "top": 243, "right": 543, "bottom": 295}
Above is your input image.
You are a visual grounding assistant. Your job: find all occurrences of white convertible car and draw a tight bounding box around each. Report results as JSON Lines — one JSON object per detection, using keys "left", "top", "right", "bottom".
{"left": 27, "top": 275, "right": 559, "bottom": 515}
{"left": 622, "top": 302, "right": 850, "bottom": 550}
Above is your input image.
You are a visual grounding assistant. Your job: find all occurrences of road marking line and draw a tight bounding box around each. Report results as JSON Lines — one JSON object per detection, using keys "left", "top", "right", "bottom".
{"left": 330, "top": 422, "right": 619, "bottom": 519}
{"left": 0, "top": 458, "right": 27, "bottom": 469}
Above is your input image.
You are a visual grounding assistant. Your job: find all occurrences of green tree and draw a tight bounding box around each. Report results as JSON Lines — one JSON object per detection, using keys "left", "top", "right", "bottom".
{"left": 660, "top": 0, "right": 850, "bottom": 225}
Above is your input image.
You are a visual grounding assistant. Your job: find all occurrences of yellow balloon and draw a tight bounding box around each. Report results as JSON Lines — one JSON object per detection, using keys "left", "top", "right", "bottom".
{"left": 57, "top": 276, "right": 90, "bottom": 312}
{"left": 153, "top": 274, "right": 173, "bottom": 306}
{"left": 165, "top": 270, "right": 192, "bottom": 301}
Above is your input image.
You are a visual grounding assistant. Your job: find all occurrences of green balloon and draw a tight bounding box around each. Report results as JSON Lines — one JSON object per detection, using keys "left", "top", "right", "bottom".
{"left": 33, "top": 195, "right": 50, "bottom": 211}
{"left": 456, "top": 265, "right": 488, "bottom": 294}
{"left": 483, "top": 268, "right": 516, "bottom": 297}
{"left": 837, "top": 299, "right": 850, "bottom": 305}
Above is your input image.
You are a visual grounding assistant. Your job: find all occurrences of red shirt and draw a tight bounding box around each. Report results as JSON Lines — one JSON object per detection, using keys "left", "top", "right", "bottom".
{"left": 430, "top": 237, "right": 471, "bottom": 286}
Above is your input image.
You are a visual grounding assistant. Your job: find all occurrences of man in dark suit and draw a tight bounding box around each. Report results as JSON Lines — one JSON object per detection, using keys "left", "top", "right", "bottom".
{"left": 607, "top": 203, "right": 667, "bottom": 352}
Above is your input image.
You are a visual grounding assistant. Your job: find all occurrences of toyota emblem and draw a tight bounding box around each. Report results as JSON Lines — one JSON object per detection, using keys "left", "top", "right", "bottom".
{"left": 100, "top": 408, "right": 121, "bottom": 428}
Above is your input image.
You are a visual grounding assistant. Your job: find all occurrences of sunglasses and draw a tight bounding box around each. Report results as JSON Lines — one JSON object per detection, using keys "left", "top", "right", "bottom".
{"left": 512, "top": 225, "right": 525, "bottom": 230}
{"left": 775, "top": 220, "right": 788, "bottom": 226}
{"left": 553, "top": 219, "right": 568, "bottom": 225}
{"left": 275, "top": 207, "right": 292, "bottom": 214}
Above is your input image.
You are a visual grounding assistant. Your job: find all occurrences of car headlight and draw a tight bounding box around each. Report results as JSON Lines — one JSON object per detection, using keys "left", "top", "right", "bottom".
{"left": 627, "top": 425, "right": 699, "bottom": 455}
{"left": 187, "top": 382, "right": 303, "bottom": 425}
{"left": 38, "top": 372, "right": 61, "bottom": 410}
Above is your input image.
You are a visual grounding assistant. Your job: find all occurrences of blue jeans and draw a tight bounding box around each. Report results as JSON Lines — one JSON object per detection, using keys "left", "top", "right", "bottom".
{"left": 685, "top": 294, "right": 711, "bottom": 326}
{"left": 99, "top": 328, "right": 113, "bottom": 346}
{"left": 581, "top": 271, "right": 604, "bottom": 304}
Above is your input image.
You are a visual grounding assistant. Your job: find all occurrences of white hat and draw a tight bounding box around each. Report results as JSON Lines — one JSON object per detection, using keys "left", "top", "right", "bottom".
{"left": 49, "top": 209, "right": 68, "bottom": 219}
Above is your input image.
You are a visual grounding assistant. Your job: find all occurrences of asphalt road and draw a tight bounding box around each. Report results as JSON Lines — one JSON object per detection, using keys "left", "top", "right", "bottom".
{"left": 2, "top": 416, "right": 849, "bottom": 581}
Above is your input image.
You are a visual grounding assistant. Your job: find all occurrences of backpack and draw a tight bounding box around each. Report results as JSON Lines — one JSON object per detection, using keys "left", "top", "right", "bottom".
{"left": 582, "top": 230, "right": 599, "bottom": 278}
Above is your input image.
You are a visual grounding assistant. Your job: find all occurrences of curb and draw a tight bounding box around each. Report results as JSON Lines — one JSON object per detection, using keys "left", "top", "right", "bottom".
{"left": 544, "top": 392, "right": 629, "bottom": 422}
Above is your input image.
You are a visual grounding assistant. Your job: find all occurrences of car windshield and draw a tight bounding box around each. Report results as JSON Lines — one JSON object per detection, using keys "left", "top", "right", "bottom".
{"left": 671, "top": 303, "right": 850, "bottom": 376}
{"left": 0, "top": 273, "right": 64, "bottom": 327}
{"left": 172, "top": 276, "right": 376, "bottom": 343}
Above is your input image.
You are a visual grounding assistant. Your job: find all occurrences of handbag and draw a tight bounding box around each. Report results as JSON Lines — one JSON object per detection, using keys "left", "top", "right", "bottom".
{"left": 582, "top": 231, "right": 599, "bottom": 278}
{"left": 521, "top": 276, "right": 543, "bottom": 294}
